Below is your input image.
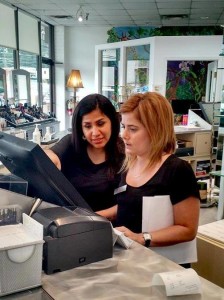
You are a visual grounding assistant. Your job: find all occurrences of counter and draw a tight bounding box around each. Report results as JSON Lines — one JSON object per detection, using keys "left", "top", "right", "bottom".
{"left": 1, "top": 238, "right": 224, "bottom": 300}
{"left": 41, "top": 242, "right": 224, "bottom": 300}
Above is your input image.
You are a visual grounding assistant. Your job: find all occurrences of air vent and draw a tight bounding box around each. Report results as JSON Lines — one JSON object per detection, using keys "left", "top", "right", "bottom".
{"left": 50, "top": 15, "right": 73, "bottom": 19}
{"left": 161, "top": 14, "right": 188, "bottom": 21}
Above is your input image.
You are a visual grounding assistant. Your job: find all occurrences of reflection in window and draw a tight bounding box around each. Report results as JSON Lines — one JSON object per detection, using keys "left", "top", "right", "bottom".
{"left": 41, "top": 22, "right": 54, "bottom": 113}
{"left": 101, "top": 49, "right": 120, "bottom": 110}
{"left": 0, "top": 47, "right": 15, "bottom": 104}
{"left": 12, "top": 69, "right": 31, "bottom": 106}
{"left": 125, "top": 45, "right": 150, "bottom": 98}
{"left": 42, "top": 63, "right": 51, "bottom": 114}
{"left": 0, "top": 47, "right": 15, "bottom": 69}
{"left": 19, "top": 50, "right": 39, "bottom": 107}
{"left": 0, "top": 68, "right": 7, "bottom": 105}
{"left": 41, "top": 22, "right": 51, "bottom": 59}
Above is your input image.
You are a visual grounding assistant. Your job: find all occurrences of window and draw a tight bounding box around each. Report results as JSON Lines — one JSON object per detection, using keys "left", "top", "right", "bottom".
{"left": 41, "top": 22, "right": 54, "bottom": 113}
{"left": 19, "top": 50, "right": 39, "bottom": 107}
{"left": 0, "top": 47, "right": 15, "bottom": 69}
{"left": 41, "top": 23, "right": 51, "bottom": 59}
{"left": 0, "top": 4, "right": 55, "bottom": 114}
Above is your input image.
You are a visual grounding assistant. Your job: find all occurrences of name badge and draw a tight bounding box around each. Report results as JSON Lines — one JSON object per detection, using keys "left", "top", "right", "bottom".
{"left": 114, "top": 185, "right": 127, "bottom": 195}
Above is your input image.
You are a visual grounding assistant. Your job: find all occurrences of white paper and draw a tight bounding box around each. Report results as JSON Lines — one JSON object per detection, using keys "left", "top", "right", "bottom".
{"left": 198, "top": 219, "right": 224, "bottom": 243}
{"left": 152, "top": 268, "right": 202, "bottom": 296}
{"left": 23, "top": 213, "right": 43, "bottom": 240}
{"left": 0, "top": 213, "right": 43, "bottom": 250}
{"left": 142, "top": 195, "right": 197, "bottom": 264}
{"left": 142, "top": 195, "right": 173, "bottom": 232}
{"left": 113, "top": 228, "right": 133, "bottom": 249}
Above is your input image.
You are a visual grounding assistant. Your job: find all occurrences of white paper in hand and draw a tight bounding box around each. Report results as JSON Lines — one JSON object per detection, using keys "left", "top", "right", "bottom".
{"left": 142, "top": 195, "right": 173, "bottom": 232}
{"left": 113, "top": 228, "right": 133, "bottom": 249}
{"left": 142, "top": 195, "right": 197, "bottom": 264}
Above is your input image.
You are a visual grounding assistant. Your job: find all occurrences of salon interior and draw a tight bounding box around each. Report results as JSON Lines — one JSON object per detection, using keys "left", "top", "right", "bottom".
{"left": 0, "top": 0, "right": 224, "bottom": 299}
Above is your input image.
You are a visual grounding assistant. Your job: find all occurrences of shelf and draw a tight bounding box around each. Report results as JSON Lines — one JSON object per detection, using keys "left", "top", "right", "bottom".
{"left": 218, "top": 127, "right": 224, "bottom": 136}
{"left": 210, "top": 170, "right": 224, "bottom": 177}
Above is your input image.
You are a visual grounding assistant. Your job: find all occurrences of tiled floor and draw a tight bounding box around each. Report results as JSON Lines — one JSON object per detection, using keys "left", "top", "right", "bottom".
{"left": 199, "top": 206, "right": 218, "bottom": 225}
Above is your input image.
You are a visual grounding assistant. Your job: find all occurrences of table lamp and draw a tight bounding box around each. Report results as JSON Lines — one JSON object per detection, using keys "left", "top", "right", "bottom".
{"left": 66, "top": 70, "right": 84, "bottom": 102}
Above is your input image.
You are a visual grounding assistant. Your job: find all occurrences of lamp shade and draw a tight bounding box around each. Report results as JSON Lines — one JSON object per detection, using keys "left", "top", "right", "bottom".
{"left": 66, "top": 70, "right": 83, "bottom": 88}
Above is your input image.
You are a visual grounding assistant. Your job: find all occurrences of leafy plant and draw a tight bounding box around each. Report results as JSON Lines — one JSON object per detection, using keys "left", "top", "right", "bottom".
{"left": 107, "top": 26, "right": 222, "bottom": 43}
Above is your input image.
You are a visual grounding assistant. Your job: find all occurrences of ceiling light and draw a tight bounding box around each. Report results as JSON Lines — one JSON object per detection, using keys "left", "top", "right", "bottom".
{"left": 78, "top": 14, "right": 83, "bottom": 22}
{"left": 76, "top": 6, "right": 89, "bottom": 22}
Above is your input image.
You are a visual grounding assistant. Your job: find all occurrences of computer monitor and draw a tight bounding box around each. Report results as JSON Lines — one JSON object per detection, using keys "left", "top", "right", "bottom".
{"left": 199, "top": 102, "right": 221, "bottom": 125}
{"left": 0, "top": 132, "right": 92, "bottom": 211}
{"left": 171, "top": 99, "right": 200, "bottom": 115}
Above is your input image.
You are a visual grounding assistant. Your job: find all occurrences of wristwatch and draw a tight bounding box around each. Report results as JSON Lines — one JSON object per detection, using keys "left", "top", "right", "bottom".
{"left": 143, "top": 232, "right": 152, "bottom": 247}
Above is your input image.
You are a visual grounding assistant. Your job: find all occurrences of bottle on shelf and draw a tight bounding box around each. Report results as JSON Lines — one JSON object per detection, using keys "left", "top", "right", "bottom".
{"left": 43, "top": 126, "right": 51, "bottom": 142}
{"left": 33, "top": 124, "right": 41, "bottom": 145}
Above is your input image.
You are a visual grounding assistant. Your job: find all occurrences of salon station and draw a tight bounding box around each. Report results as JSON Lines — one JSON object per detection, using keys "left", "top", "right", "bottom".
{"left": 0, "top": 0, "right": 224, "bottom": 299}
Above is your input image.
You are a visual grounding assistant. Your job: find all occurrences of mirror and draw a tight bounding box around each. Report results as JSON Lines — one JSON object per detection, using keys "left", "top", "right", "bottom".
{"left": 0, "top": 68, "right": 7, "bottom": 105}
{"left": 12, "top": 69, "right": 31, "bottom": 106}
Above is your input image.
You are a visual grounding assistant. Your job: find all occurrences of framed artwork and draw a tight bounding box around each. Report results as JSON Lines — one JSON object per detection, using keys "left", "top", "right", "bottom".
{"left": 166, "top": 60, "right": 212, "bottom": 102}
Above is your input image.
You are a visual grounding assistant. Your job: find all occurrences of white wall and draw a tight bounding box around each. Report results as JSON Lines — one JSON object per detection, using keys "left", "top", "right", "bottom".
{"left": 55, "top": 28, "right": 223, "bottom": 130}
{"left": 152, "top": 35, "right": 223, "bottom": 96}
{"left": 95, "top": 35, "right": 222, "bottom": 100}
{"left": 61, "top": 26, "right": 109, "bottom": 129}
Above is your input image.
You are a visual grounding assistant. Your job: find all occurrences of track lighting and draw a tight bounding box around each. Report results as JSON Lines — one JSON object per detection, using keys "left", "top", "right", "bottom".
{"left": 76, "top": 6, "right": 89, "bottom": 22}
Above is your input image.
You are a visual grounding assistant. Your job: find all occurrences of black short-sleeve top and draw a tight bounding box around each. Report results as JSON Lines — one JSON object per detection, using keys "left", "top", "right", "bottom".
{"left": 51, "top": 134, "right": 122, "bottom": 211}
{"left": 115, "top": 154, "right": 200, "bottom": 233}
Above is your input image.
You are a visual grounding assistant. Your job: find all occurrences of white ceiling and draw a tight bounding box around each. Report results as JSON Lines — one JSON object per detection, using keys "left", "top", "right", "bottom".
{"left": 1, "top": 0, "right": 224, "bottom": 28}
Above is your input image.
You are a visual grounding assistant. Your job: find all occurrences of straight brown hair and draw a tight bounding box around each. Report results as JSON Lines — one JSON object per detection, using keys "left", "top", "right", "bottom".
{"left": 120, "top": 92, "right": 176, "bottom": 170}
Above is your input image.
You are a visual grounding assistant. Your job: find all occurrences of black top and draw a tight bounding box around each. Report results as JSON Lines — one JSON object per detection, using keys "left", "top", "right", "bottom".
{"left": 51, "top": 134, "right": 124, "bottom": 211}
{"left": 115, "top": 154, "right": 200, "bottom": 233}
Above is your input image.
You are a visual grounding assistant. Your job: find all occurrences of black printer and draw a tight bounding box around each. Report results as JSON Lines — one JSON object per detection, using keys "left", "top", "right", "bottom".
{"left": 32, "top": 206, "right": 113, "bottom": 274}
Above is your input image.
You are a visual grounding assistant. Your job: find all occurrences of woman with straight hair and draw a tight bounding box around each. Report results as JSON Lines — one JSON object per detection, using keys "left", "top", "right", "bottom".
{"left": 46, "top": 93, "right": 124, "bottom": 212}
{"left": 97, "top": 92, "right": 200, "bottom": 267}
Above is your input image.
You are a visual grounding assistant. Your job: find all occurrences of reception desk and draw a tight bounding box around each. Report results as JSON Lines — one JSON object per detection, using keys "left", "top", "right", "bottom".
{"left": 1, "top": 237, "right": 224, "bottom": 299}
{"left": 41, "top": 243, "right": 224, "bottom": 300}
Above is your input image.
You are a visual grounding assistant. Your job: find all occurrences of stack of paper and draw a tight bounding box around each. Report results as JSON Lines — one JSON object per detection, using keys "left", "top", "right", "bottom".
{"left": 112, "top": 228, "right": 133, "bottom": 249}
{"left": 197, "top": 219, "right": 224, "bottom": 244}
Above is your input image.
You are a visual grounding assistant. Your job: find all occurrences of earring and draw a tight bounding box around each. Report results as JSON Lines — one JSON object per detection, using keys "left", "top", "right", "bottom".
{"left": 82, "top": 135, "right": 86, "bottom": 140}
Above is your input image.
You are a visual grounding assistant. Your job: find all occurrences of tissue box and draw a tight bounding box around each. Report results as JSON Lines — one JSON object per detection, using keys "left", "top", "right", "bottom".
{"left": 0, "top": 214, "right": 44, "bottom": 297}
{"left": 0, "top": 174, "right": 28, "bottom": 196}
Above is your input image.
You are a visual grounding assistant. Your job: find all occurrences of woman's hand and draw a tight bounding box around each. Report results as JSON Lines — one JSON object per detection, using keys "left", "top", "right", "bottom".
{"left": 96, "top": 205, "right": 118, "bottom": 222}
{"left": 115, "top": 226, "right": 145, "bottom": 246}
{"left": 115, "top": 196, "right": 200, "bottom": 248}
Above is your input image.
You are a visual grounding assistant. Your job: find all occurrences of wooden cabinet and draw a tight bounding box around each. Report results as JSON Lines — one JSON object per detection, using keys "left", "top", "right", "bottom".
{"left": 195, "top": 132, "right": 211, "bottom": 156}
{"left": 175, "top": 128, "right": 212, "bottom": 179}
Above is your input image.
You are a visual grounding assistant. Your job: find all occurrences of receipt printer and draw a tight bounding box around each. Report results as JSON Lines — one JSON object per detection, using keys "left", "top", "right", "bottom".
{"left": 32, "top": 206, "right": 113, "bottom": 274}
